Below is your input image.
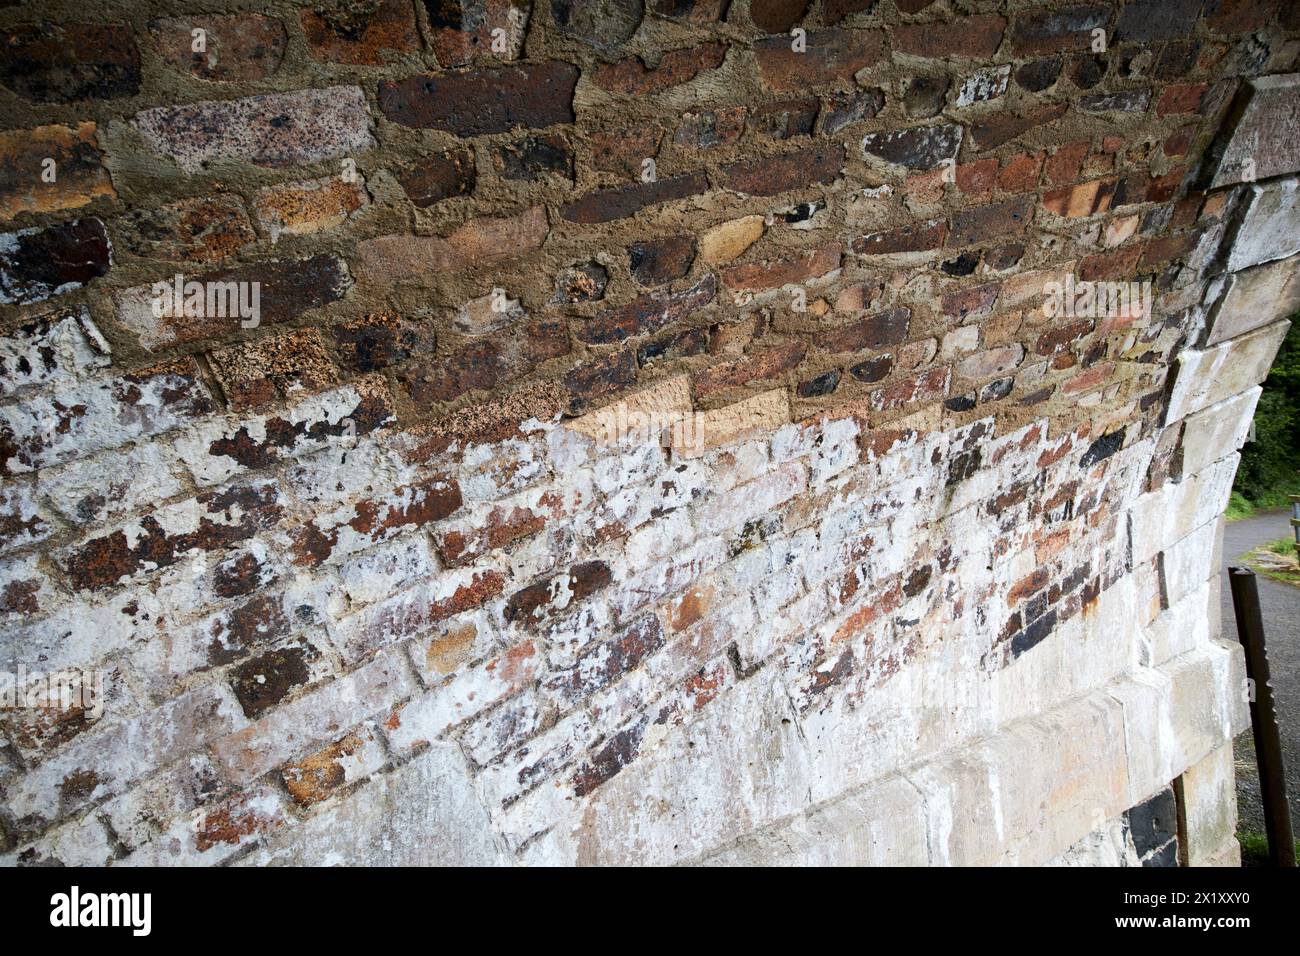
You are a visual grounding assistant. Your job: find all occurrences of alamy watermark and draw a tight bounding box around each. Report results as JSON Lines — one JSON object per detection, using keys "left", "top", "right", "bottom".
{"left": 1043, "top": 275, "right": 1153, "bottom": 320}
{"left": 592, "top": 404, "right": 707, "bottom": 454}
{"left": 151, "top": 273, "right": 261, "bottom": 329}
{"left": 0, "top": 665, "right": 105, "bottom": 720}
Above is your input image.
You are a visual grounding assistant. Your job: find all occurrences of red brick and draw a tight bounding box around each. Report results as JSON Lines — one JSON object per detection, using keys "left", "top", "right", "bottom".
{"left": 719, "top": 243, "right": 841, "bottom": 292}
{"left": 592, "top": 42, "right": 727, "bottom": 94}
{"left": 719, "top": 143, "right": 843, "bottom": 196}
{"left": 300, "top": 0, "right": 420, "bottom": 64}
{"left": 1156, "top": 83, "right": 1209, "bottom": 116}
{"left": 693, "top": 342, "right": 807, "bottom": 397}
{"left": 754, "top": 29, "right": 887, "bottom": 92}
{"left": 852, "top": 218, "right": 947, "bottom": 255}
{"left": 150, "top": 14, "right": 287, "bottom": 82}
{"left": 404, "top": 318, "right": 569, "bottom": 405}
{"left": 394, "top": 149, "right": 476, "bottom": 207}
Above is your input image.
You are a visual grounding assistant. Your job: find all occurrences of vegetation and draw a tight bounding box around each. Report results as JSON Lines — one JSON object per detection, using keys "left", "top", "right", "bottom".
{"left": 1226, "top": 319, "right": 1300, "bottom": 520}
{"left": 1238, "top": 830, "right": 1300, "bottom": 867}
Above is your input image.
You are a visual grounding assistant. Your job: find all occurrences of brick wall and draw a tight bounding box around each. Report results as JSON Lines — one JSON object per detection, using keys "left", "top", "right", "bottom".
{"left": 1, "top": 0, "right": 1297, "bottom": 865}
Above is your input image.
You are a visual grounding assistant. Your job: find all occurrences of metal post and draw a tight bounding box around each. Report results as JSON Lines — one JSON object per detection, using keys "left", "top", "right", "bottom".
{"left": 1290, "top": 494, "right": 1300, "bottom": 561}
{"left": 1228, "top": 566, "right": 1296, "bottom": 867}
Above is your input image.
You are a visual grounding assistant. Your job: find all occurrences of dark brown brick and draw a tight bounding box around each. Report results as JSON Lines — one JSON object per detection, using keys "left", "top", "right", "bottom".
{"left": 592, "top": 42, "right": 727, "bottom": 94}
{"left": 754, "top": 29, "right": 887, "bottom": 92}
{"left": 752, "top": 99, "right": 819, "bottom": 139}
{"left": 116, "top": 195, "right": 255, "bottom": 264}
{"left": 948, "top": 196, "right": 1034, "bottom": 247}
{"left": 565, "top": 350, "right": 638, "bottom": 411}
{"left": 820, "top": 307, "right": 910, "bottom": 354}
{"left": 852, "top": 219, "right": 947, "bottom": 255}
{"left": 559, "top": 172, "right": 708, "bottom": 223}
{"left": 969, "top": 104, "right": 1068, "bottom": 151}
{"left": 1010, "top": 4, "right": 1112, "bottom": 55}
{"left": 628, "top": 235, "right": 697, "bottom": 286}
{"left": 395, "top": 149, "right": 476, "bottom": 206}
{"left": 506, "top": 561, "right": 613, "bottom": 625}
{"left": 230, "top": 640, "right": 318, "bottom": 718}
{"left": 493, "top": 134, "right": 573, "bottom": 181}
{"left": 750, "top": 0, "right": 810, "bottom": 32}
{"left": 0, "top": 218, "right": 111, "bottom": 305}
{"left": 333, "top": 312, "right": 436, "bottom": 372}
{"left": 719, "top": 143, "right": 843, "bottom": 196}
{"left": 379, "top": 61, "right": 579, "bottom": 135}
{"left": 893, "top": 15, "right": 1005, "bottom": 59}
{"left": 0, "top": 22, "right": 140, "bottom": 102}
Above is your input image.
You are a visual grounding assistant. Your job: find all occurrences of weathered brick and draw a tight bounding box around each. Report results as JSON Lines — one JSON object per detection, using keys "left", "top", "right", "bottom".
{"left": 0, "top": 308, "right": 110, "bottom": 398}
{"left": 281, "top": 724, "right": 386, "bottom": 807}
{"left": 417, "top": 3, "right": 518, "bottom": 64}
{"left": 1157, "top": 83, "right": 1209, "bottom": 116}
{"left": 493, "top": 133, "right": 573, "bottom": 181}
{"left": 116, "top": 195, "right": 255, "bottom": 263}
{"left": 1114, "top": 0, "right": 1199, "bottom": 42}
{"left": 893, "top": 15, "right": 1005, "bottom": 59}
{"left": 719, "top": 243, "right": 841, "bottom": 293}
{"left": 969, "top": 104, "right": 1067, "bottom": 151}
{"left": 862, "top": 123, "right": 962, "bottom": 170}
{"left": 580, "top": 275, "right": 715, "bottom": 344}
{"left": 0, "top": 218, "right": 110, "bottom": 305}
{"left": 0, "top": 124, "right": 114, "bottom": 221}
{"left": 150, "top": 14, "right": 287, "bottom": 82}
{"left": 230, "top": 639, "right": 323, "bottom": 718}
{"left": 565, "top": 350, "right": 639, "bottom": 411}
{"left": 1010, "top": 4, "right": 1112, "bottom": 55}
{"left": 754, "top": 29, "right": 887, "bottom": 92}
{"left": 719, "top": 143, "right": 843, "bottom": 196}
{"left": 948, "top": 196, "right": 1034, "bottom": 246}
{"left": 559, "top": 173, "right": 708, "bottom": 223}
{"left": 675, "top": 108, "right": 747, "bottom": 149}
{"left": 394, "top": 149, "right": 476, "bottom": 206}
{"left": 551, "top": 0, "right": 644, "bottom": 52}
{"left": 692, "top": 341, "right": 806, "bottom": 397}
{"left": 589, "top": 125, "right": 665, "bottom": 176}
{"left": 300, "top": 0, "right": 420, "bottom": 64}
{"left": 209, "top": 328, "right": 338, "bottom": 411}
{"left": 356, "top": 207, "right": 548, "bottom": 282}
{"left": 133, "top": 87, "right": 375, "bottom": 172}
{"left": 628, "top": 235, "right": 697, "bottom": 286}
{"left": 752, "top": 98, "right": 819, "bottom": 139}
{"left": 379, "top": 62, "right": 578, "bottom": 135}
{"left": 404, "top": 317, "right": 569, "bottom": 404}
{"left": 852, "top": 219, "right": 947, "bottom": 255}
{"left": 61, "top": 479, "right": 284, "bottom": 592}
{"left": 0, "top": 22, "right": 140, "bottom": 102}
{"left": 592, "top": 42, "right": 727, "bottom": 94}
{"left": 334, "top": 312, "right": 436, "bottom": 372}
{"left": 820, "top": 307, "right": 910, "bottom": 354}
{"left": 113, "top": 255, "right": 351, "bottom": 350}
{"left": 253, "top": 175, "right": 369, "bottom": 242}
{"left": 1042, "top": 178, "right": 1119, "bottom": 218}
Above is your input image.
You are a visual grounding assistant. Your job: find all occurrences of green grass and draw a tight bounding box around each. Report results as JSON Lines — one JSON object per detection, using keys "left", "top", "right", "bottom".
{"left": 1238, "top": 830, "right": 1300, "bottom": 867}
{"left": 1225, "top": 491, "right": 1257, "bottom": 521}
{"left": 1263, "top": 537, "right": 1298, "bottom": 556}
